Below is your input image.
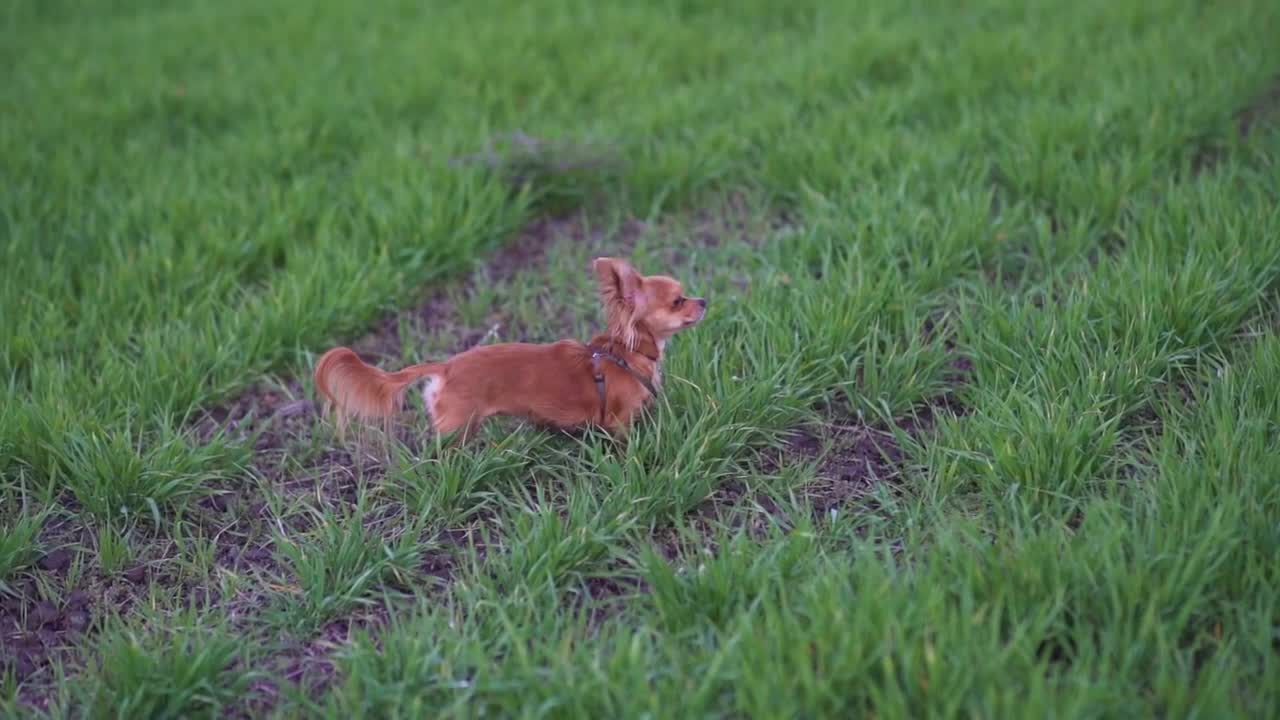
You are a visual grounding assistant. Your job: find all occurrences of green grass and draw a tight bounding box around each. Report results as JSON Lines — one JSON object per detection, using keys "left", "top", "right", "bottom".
{"left": 73, "top": 617, "right": 252, "bottom": 720}
{"left": 4, "top": 0, "right": 1280, "bottom": 717}
{"left": 270, "top": 502, "right": 420, "bottom": 632}
{"left": 0, "top": 505, "right": 47, "bottom": 595}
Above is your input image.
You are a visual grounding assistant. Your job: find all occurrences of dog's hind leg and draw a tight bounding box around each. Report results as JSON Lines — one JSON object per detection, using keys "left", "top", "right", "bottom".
{"left": 424, "top": 379, "right": 487, "bottom": 448}
{"left": 432, "top": 412, "right": 486, "bottom": 449}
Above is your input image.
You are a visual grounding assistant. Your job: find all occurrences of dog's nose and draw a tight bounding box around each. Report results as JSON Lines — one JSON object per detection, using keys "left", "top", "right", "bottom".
{"left": 698, "top": 298, "right": 708, "bottom": 309}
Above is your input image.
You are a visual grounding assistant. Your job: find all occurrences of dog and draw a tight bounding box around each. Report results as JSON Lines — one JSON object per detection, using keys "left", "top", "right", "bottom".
{"left": 313, "top": 257, "right": 707, "bottom": 443}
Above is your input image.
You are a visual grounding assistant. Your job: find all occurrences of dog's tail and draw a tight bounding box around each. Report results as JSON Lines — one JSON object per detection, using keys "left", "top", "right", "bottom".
{"left": 313, "top": 347, "right": 443, "bottom": 437}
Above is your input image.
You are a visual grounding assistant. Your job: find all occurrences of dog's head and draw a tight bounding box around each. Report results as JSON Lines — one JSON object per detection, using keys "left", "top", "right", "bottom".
{"left": 593, "top": 257, "right": 707, "bottom": 349}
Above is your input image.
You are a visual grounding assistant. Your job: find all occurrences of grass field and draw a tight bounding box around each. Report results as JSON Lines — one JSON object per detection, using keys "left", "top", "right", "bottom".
{"left": 4, "top": 0, "right": 1280, "bottom": 716}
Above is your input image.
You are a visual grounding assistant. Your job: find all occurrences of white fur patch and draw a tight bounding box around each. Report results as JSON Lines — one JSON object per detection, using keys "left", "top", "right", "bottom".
{"left": 420, "top": 375, "right": 443, "bottom": 422}
{"left": 653, "top": 339, "right": 666, "bottom": 388}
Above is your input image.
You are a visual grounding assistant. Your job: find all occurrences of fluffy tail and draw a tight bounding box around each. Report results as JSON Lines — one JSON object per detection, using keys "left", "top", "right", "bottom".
{"left": 313, "top": 347, "right": 442, "bottom": 436}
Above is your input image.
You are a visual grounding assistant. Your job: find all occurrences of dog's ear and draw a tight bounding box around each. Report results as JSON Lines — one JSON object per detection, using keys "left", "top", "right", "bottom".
{"left": 593, "top": 257, "right": 647, "bottom": 348}
{"left": 592, "top": 257, "right": 646, "bottom": 310}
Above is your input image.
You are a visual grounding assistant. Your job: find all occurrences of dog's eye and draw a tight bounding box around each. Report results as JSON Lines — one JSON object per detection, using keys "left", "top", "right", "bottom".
{"left": 673, "top": 297, "right": 685, "bottom": 308}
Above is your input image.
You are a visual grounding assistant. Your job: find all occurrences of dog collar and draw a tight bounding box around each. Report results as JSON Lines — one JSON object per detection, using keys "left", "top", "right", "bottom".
{"left": 587, "top": 345, "right": 659, "bottom": 425}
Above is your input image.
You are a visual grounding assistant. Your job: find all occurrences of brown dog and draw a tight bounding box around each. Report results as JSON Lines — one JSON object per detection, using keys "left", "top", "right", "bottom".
{"left": 313, "top": 257, "right": 707, "bottom": 442}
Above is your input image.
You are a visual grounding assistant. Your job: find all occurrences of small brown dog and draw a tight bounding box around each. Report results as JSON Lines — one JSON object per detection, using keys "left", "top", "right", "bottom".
{"left": 313, "top": 257, "right": 707, "bottom": 442}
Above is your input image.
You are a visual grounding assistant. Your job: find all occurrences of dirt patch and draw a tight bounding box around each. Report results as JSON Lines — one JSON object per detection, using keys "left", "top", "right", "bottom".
{"left": 409, "top": 524, "right": 490, "bottom": 591}
{"left": 742, "top": 399, "right": 963, "bottom": 522}
{"left": 687, "top": 350, "right": 973, "bottom": 551}
{"left": 0, "top": 510, "right": 196, "bottom": 707}
{"left": 0, "top": 496, "right": 313, "bottom": 711}
{"left": 578, "top": 573, "right": 649, "bottom": 631}
{"left": 596, "top": 383, "right": 973, "bottom": 628}
{"left": 796, "top": 395, "right": 968, "bottom": 518}
{"left": 219, "top": 520, "right": 491, "bottom": 716}
{"left": 781, "top": 345, "right": 971, "bottom": 517}
{"left": 1235, "top": 76, "right": 1280, "bottom": 137}
{"left": 776, "top": 420, "right": 907, "bottom": 517}
{"left": 1193, "top": 75, "right": 1280, "bottom": 173}
{"left": 233, "top": 603, "right": 395, "bottom": 717}
{"left": 1, "top": 580, "right": 95, "bottom": 686}
{"left": 450, "top": 130, "right": 627, "bottom": 216}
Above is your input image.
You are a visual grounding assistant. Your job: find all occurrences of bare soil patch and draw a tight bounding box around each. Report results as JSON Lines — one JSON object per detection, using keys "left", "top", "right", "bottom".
{"left": 687, "top": 352, "right": 972, "bottom": 553}
{"left": 585, "top": 372, "right": 973, "bottom": 629}
{"left": 1236, "top": 76, "right": 1280, "bottom": 137}
{"left": 1, "top": 509, "right": 198, "bottom": 708}
{"left": 1193, "top": 75, "right": 1280, "bottom": 173}
{"left": 235, "top": 603, "right": 395, "bottom": 716}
